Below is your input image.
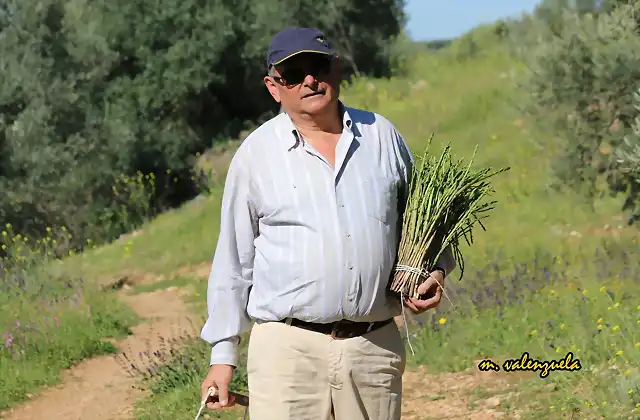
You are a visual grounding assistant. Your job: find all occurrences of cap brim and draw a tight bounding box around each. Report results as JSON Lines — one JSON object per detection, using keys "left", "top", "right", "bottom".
{"left": 270, "top": 50, "right": 334, "bottom": 67}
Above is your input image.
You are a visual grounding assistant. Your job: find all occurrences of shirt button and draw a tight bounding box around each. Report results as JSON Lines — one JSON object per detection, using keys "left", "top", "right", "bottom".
{"left": 347, "top": 234, "right": 351, "bottom": 238}
{"left": 349, "top": 265, "right": 353, "bottom": 270}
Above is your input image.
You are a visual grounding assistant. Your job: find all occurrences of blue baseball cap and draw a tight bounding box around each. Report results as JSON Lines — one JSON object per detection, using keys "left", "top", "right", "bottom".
{"left": 266, "top": 27, "right": 337, "bottom": 69}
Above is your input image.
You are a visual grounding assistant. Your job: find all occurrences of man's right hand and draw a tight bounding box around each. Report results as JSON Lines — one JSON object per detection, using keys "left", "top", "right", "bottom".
{"left": 201, "top": 364, "right": 236, "bottom": 410}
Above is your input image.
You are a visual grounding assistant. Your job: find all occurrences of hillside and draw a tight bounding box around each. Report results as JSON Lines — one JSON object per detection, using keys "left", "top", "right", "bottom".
{"left": 2, "top": 31, "right": 639, "bottom": 420}
{"left": 65, "top": 40, "right": 635, "bottom": 282}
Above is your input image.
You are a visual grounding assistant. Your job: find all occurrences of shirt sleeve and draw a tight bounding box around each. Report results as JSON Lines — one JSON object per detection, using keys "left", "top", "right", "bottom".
{"left": 390, "top": 123, "right": 457, "bottom": 277}
{"left": 200, "top": 146, "right": 258, "bottom": 367}
{"left": 435, "top": 242, "right": 457, "bottom": 276}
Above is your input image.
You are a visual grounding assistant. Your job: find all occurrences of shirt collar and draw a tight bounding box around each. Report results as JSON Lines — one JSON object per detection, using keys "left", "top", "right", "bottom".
{"left": 281, "top": 101, "right": 354, "bottom": 151}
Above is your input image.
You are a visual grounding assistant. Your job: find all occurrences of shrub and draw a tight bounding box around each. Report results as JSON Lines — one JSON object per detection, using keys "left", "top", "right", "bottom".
{"left": 0, "top": 0, "right": 408, "bottom": 253}
{"left": 516, "top": 3, "right": 640, "bottom": 224}
{"left": 614, "top": 89, "right": 640, "bottom": 204}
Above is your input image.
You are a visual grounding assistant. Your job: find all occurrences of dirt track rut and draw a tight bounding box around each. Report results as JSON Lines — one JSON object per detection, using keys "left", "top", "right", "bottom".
{"left": 0, "top": 288, "right": 195, "bottom": 420}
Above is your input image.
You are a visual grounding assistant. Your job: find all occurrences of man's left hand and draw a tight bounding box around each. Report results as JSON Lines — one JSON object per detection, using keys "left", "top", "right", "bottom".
{"left": 404, "top": 269, "right": 445, "bottom": 315}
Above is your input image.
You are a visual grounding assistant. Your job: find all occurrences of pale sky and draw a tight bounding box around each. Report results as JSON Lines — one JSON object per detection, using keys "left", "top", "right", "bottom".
{"left": 405, "top": 0, "right": 542, "bottom": 40}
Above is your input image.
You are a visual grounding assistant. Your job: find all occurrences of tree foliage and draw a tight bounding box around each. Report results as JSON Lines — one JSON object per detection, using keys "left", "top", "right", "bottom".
{"left": 531, "top": 0, "right": 636, "bottom": 33}
{"left": 615, "top": 89, "right": 640, "bottom": 190}
{"left": 517, "top": 2, "right": 640, "bottom": 224}
{"left": 0, "top": 0, "right": 407, "bottom": 252}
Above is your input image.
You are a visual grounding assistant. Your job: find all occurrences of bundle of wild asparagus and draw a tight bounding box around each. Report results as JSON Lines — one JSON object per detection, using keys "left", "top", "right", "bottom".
{"left": 389, "top": 135, "right": 510, "bottom": 300}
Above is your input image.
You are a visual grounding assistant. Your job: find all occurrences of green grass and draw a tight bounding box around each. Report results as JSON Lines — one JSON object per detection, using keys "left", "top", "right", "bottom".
{"left": 130, "top": 276, "right": 195, "bottom": 295}
{"left": 52, "top": 194, "right": 223, "bottom": 283}
{"left": 0, "top": 227, "right": 138, "bottom": 410}
{"left": 409, "top": 246, "right": 639, "bottom": 417}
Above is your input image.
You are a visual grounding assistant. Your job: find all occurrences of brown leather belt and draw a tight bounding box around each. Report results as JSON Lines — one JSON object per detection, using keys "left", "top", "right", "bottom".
{"left": 279, "top": 317, "right": 393, "bottom": 339}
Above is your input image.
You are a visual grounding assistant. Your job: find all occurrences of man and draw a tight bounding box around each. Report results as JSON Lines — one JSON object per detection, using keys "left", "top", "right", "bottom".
{"left": 200, "top": 27, "right": 456, "bottom": 420}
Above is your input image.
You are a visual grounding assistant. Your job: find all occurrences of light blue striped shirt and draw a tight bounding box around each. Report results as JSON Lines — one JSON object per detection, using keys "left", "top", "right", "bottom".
{"left": 200, "top": 102, "right": 456, "bottom": 366}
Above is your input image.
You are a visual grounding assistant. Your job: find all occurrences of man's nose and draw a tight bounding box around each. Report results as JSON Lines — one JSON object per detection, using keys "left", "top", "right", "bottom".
{"left": 303, "top": 73, "right": 318, "bottom": 86}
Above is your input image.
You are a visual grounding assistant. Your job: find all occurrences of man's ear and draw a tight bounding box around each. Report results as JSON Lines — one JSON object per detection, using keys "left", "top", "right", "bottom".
{"left": 264, "top": 77, "right": 280, "bottom": 103}
{"left": 333, "top": 56, "right": 342, "bottom": 73}
{"left": 330, "top": 57, "right": 343, "bottom": 84}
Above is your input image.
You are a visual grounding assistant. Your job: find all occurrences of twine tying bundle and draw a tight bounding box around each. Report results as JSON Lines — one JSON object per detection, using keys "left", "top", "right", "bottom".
{"left": 394, "top": 263, "right": 429, "bottom": 277}
{"left": 393, "top": 264, "right": 456, "bottom": 357}
{"left": 394, "top": 264, "right": 435, "bottom": 357}
{"left": 394, "top": 264, "right": 448, "bottom": 298}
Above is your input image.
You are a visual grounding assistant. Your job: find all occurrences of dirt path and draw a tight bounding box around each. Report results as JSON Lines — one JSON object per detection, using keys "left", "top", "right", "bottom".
{"left": 401, "top": 365, "right": 522, "bottom": 420}
{"left": 0, "top": 287, "right": 196, "bottom": 420}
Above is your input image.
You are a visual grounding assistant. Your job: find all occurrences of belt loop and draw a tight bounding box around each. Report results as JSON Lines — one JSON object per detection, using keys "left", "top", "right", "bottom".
{"left": 330, "top": 322, "right": 339, "bottom": 339}
{"left": 285, "top": 317, "right": 293, "bottom": 326}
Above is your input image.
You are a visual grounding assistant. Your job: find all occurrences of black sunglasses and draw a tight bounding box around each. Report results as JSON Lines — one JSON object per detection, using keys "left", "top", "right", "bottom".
{"left": 271, "top": 56, "right": 333, "bottom": 87}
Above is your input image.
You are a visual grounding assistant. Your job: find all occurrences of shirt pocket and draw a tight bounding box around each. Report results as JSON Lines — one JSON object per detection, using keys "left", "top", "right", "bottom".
{"left": 363, "top": 174, "right": 398, "bottom": 225}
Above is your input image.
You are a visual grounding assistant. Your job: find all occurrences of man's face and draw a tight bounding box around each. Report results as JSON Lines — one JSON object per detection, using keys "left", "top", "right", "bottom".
{"left": 264, "top": 53, "right": 341, "bottom": 116}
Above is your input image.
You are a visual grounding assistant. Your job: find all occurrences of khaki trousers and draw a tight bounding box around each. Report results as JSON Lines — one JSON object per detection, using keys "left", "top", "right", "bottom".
{"left": 246, "top": 319, "right": 406, "bottom": 420}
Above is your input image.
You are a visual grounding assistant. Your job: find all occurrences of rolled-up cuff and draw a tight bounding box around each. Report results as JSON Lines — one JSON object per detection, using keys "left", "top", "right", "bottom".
{"left": 210, "top": 337, "right": 239, "bottom": 367}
